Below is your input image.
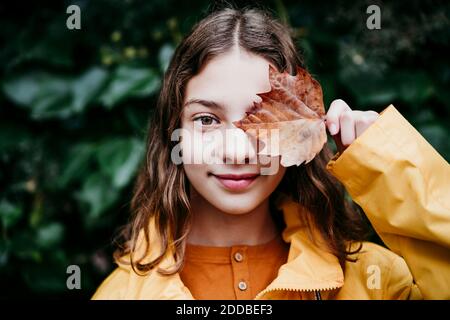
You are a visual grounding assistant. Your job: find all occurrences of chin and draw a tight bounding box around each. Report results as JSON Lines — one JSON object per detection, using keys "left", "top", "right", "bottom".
{"left": 209, "top": 196, "right": 261, "bottom": 215}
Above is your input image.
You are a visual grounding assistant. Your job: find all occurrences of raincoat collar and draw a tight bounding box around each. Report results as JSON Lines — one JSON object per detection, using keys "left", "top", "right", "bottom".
{"left": 253, "top": 193, "right": 344, "bottom": 298}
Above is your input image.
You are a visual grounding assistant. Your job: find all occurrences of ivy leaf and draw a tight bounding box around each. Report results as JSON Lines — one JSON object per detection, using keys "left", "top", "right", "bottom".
{"left": 96, "top": 137, "right": 145, "bottom": 188}
{"left": 76, "top": 172, "right": 120, "bottom": 221}
{"left": 0, "top": 200, "right": 23, "bottom": 229}
{"left": 98, "top": 65, "right": 160, "bottom": 108}
{"left": 233, "top": 65, "right": 327, "bottom": 167}
{"left": 2, "top": 67, "right": 108, "bottom": 119}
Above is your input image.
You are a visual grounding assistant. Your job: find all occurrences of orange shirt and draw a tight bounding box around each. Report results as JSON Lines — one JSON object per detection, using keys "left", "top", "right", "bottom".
{"left": 179, "top": 234, "right": 290, "bottom": 300}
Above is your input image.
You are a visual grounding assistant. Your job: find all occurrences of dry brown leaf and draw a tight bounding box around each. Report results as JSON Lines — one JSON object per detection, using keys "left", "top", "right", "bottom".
{"left": 232, "top": 65, "right": 327, "bottom": 167}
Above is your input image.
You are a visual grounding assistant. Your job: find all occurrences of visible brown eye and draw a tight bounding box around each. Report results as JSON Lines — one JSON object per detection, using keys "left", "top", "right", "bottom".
{"left": 193, "top": 115, "right": 219, "bottom": 126}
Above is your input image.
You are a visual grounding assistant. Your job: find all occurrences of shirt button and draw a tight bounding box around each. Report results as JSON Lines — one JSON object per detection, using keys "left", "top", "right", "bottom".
{"left": 238, "top": 281, "right": 248, "bottom": 291}
{"left": 234, "top": 252, "right": 243, "bottom": 262}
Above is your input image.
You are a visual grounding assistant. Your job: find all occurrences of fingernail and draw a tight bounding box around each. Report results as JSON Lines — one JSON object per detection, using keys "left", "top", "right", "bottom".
{"left": 329, "top": 123, "right": 338, "bottom": 135}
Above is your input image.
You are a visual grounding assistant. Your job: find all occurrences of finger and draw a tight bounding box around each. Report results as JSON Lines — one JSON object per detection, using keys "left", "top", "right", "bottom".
{"left": 355, "top": 111, "right": 379, "bottom": 137}
{"left": 332, "top": 134, "right": 346, "bottom": 154}
{"left": 326, "top": 99, "right": 352, "bottom": 135}
{"left": 339, "top": 111, "right": 356, "bottom": 146}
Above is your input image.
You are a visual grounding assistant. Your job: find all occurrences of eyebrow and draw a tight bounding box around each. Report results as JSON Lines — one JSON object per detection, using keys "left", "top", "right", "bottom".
{"left": 183, "top": 98, "right": 255, "bottom": 112}
{"left": 183, "top": 98, "right": 224, "bottom": 110}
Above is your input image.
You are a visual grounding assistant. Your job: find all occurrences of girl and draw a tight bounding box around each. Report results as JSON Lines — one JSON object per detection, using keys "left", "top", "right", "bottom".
{"left": 92, "top": 7, "right": 450, "bottom": 300}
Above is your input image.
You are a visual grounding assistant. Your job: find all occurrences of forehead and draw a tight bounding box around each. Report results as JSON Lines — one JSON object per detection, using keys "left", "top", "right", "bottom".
{"left": 184, "top": 49, "right": 273, "bottom": 106}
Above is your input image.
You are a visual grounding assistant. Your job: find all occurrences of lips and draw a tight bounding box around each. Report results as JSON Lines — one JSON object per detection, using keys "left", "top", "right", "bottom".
{"left": 213, "top": 173, "right": 260, "bottom": 180}
{"left": 212, "top": 173, "right": 260, "bottom": 191}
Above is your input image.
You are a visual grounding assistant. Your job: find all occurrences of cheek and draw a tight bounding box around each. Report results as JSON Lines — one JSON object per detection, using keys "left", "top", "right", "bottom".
{"left": 260, "top": 164, "right": 286, "bottom": 192}
{"left": 180, "top": 135, "right": 196, "bottom": 164}
{"left": 183, "top": 163, "right": 207, "bottom": 182}
{"left": 180, "top": 127, "right": 204, "bottom": 164}
{"left": 180, "top": 128, "right": 224, "bottom": 165}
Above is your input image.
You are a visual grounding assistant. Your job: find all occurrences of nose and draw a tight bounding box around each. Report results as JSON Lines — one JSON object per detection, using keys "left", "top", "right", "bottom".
{"left": 222, "top": 126, "right": 258, "bottom": 165}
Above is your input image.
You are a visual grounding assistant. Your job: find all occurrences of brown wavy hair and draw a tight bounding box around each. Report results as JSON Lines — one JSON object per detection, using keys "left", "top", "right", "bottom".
{"left": 114, "top": 6, "right": 368, "bottom": 276}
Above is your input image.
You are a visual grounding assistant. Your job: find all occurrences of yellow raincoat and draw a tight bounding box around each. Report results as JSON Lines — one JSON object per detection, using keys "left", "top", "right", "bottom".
{"left": 92, "top": 105, "right": 450, "bottom": 300}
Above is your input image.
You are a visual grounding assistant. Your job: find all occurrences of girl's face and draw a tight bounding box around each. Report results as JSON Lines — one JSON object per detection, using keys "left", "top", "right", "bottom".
{"left": 180, "top": 48, "right": 286, "bottom": 214}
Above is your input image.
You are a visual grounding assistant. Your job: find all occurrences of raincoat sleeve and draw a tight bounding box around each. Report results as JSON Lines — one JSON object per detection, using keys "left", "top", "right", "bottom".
{"left": 326, "top": 105, "right": 450, "bottom": 299}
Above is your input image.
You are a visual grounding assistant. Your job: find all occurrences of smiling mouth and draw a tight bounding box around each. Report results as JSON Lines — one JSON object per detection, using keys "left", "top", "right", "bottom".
{"left": 210, "top": 173, "right": 260, "bottom": 191}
